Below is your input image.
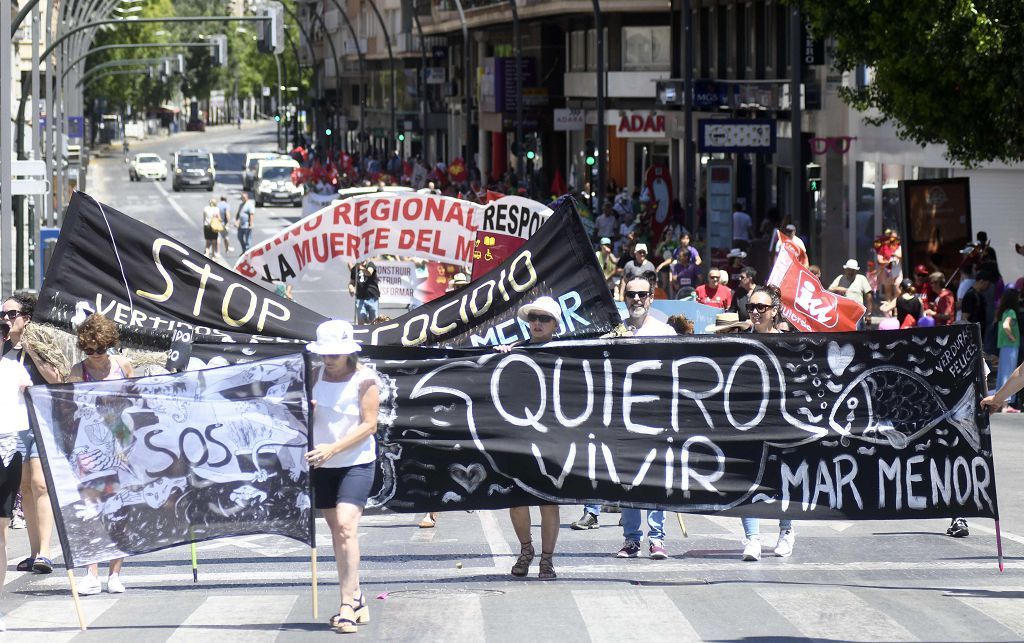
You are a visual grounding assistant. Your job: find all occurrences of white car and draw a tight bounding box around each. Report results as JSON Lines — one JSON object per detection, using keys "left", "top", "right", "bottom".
{"left": 129, "top": 153, "right": 168, "bottom": 181}
{"left": 254, "top": 158, "right": 303, "bottom": 207}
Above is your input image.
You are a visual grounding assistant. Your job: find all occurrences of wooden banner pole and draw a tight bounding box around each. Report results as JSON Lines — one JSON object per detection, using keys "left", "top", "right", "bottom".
{"left": 67, "top": 569, "right": 87, "bottom": 631}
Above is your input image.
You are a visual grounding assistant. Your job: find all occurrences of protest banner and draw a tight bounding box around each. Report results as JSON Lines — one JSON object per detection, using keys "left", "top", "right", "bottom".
{"left": 235, "top": 193, "right": 483, "bottom": 286}
{"left": 470, "top": 196, "right": 552, "bottom": 279}
{"left": 301, "top": 191, "right": 339, "bottom": 216}
{"left": 376, "top": 260, "right": 421, "bottom": 306}
{"left": 349, "top": 197, "right": 620, "bottom": 347}
{"left": 360, "top": 324, "right": 997, "bottom": 521}
{"left": 34, "top": 192, "right": 324, "bottom": 361}
{"left": 24, "top": 355, "right": 313, "bottom": 568}
{"left": 768, "top": 241, "right": 866, "bottom": 332}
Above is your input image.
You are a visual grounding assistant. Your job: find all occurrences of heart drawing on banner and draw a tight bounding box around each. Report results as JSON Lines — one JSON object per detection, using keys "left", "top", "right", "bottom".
{"left": 449, "top": 463, "right": 487, "bottom": 494}
{"left": 827, "top": 341, "right": 855, "bottom": 376}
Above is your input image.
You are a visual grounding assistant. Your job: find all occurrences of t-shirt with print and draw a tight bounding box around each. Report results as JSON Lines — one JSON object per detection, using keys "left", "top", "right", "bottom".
{"left": 696, "top": 284, "right": 733, "bottom": 310}
{"left": 672, "top": 263, "right": 703, "bottom": 290}
{"left": 0, "top": 357, "right": 32, "bottom": 436}
{"left": 622, "top": 259, "right": 656, "bottom": 284}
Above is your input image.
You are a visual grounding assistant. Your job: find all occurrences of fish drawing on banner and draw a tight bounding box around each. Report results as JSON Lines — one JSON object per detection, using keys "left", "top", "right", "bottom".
{"left": 828, "top": 367, "right": 979, "bottom": 451}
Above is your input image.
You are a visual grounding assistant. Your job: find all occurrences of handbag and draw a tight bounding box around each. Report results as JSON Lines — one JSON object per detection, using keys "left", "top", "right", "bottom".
{"left": 209, "top": 215, "right": 224, "bottom": 233}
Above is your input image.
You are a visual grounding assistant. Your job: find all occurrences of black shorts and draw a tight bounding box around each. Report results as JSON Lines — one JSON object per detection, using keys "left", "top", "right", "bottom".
{"left": 312, "top": 462, "right": 375, "bottom": 509}
{"left": 0, "top": 452, "right": 23, "bottom": 519}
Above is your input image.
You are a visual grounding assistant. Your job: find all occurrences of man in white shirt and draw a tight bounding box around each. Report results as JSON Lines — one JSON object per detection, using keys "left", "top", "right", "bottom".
{"left": 732, "top": 201, "right": 753, "bottom": 251}
{"left": 829, "top": 259, "right": 873, "bottom": 328}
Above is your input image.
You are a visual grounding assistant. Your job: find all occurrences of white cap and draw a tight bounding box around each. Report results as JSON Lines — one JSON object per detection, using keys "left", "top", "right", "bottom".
{"left": 843, "top": 259, "right": 860, "bottom": 271}
{"left": 307, "top": 320, "right": 362, "bottom": 355}
{"left": 635, "top": 243, "right": 648, "bottom": 254}
{"left": 517, "top": 296, "right": 562, "bottom": 322}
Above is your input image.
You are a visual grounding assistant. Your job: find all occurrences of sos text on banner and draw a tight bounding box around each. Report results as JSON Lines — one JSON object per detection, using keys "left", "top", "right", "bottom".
{"left": 24, "top": 355, "right": 313, "bottom": 569}
{"left": 359, "top": 325, "right": 996, "bottom": 521}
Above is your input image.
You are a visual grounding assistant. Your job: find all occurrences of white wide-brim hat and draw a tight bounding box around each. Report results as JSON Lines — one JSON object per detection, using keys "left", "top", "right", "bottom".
{"left": 843, "top": 259, "right": 860, "bottom": 271}
{"left": 307, "top": 319, "right": 362, "bottom": 355}
{"left": 517, "top": 296, "right": 562, "bottom": 322}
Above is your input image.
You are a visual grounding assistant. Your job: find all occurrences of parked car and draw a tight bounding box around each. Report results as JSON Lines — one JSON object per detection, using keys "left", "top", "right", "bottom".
{"left": 129, "top": 153, "right": 167, "bottom": 181}
{"left": 172, "top": 149, "right": 215, "bottom": 191}
{"left": 243, "top": 152, "right": 282, "bottom": 191}
{"left": 186, "top": 119, "right": 206, "bottom": 132}
{"left": 254, "top": 157, "right": 303, "bottom": 207}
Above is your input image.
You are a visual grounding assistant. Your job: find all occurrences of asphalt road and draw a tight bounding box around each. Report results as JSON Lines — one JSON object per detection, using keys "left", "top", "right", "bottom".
{"left": 5, "top": 123, "right": 1024, "bottom": 641}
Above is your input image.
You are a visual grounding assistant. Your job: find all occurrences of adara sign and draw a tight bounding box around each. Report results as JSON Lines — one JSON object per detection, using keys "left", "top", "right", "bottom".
{"left": 615, "top": 110, "right": 666, "bottom": 139}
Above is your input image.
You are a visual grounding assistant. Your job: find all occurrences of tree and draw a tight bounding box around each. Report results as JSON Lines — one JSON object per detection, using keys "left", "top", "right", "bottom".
{"left": 799, "top": 0, "right": 1024, "bottom": 166}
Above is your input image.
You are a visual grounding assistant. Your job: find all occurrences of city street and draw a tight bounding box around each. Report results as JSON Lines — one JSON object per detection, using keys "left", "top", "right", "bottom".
{"left": 82, "top": 122, "right": 357, "bottom": 320}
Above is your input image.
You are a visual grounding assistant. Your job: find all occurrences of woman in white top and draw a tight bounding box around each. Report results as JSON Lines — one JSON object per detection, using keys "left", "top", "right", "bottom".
{"left": 305, "top": 320, "right": 380, "bottom": 634}
{"left": 0, "top": 354, "right": 31, "bottom": 632}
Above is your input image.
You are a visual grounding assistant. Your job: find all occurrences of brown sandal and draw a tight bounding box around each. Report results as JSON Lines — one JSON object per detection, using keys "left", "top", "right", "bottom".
{"left": 511, "top": 541, "right": 534, "bottom": 577}
{"left": 538, "top": 552, "right": 557, "bottom": 580}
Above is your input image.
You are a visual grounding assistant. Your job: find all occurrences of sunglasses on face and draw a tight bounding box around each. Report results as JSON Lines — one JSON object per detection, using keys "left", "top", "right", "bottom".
{"left": 0, "top": 310, "right": 23, "bottom": 320}
{"left": 746, "top": 303, "right": 776, "bottom": 314}
{"left": 625, "top": 290, "right": 651, "bottom": 300}
{"left": 527, "top": 313, "right": 556, "bottom": 323}
{"left": 79, "top": 346, "right": 109, "bottom": 356}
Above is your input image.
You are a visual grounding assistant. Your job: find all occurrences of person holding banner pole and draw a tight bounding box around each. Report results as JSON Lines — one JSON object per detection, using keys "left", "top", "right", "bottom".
{"left": 496, "top": 296, "right": 564, "bottom": 579}
{"left": 3, "top": 292, "right": 62, "bottom": 577}
{"left": 740, "top": 285, "right": 797, "bottom": 561}
{"left": 305, "top": 320, "right": 380, "bottom": 633}
{"left": 67, "top": 314, "right": 136, "bottom": 594}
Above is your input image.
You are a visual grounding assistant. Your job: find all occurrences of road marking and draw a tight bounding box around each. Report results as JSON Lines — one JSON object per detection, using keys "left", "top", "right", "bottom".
{"left": 374, "top": 593, "right": 484, "bottom": 641}
{"left": 573, "top": 588, "right": 701, "bottom": 642}
{"left": 478, "top": 509, "right": 514, "bottom": 572}
{"left": 700, "top": 515, "right": 746, "bottom": 537}
{"left": 154, "top": 180, "right": 194, "bottom": 226}
{"left": 4, "top": 597, "right": 118, "bottom": 641}
{"left": 756, "top": 587, "right": 917, "bottom": 641}
{"left": 953, "top": 592, "right": 1024, "bottom": 637}
{"left": 167, "top": 594, "right": 297, "bottom": 642}
{"left": 968, "top": 521, "right": 1024, "bottom": 546}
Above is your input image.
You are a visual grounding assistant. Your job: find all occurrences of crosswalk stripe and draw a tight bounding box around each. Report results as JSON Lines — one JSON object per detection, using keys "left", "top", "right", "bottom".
{"left": 573, "top": 589, "right": 701, "bottom": 642}
{"left": 954, "top": 593, "right": 1024, "bottom": 638}
{"left": 166, "top": 594, "right": 298, "bottom": 642}
{"left": 478, "top": 509, "right": 515, "bottom": 572}
{"left": 4, "top": 597, "right": 118, "bottom": 641}
{"left": 756, "top": 587, "right": 917, "bottom": 641}
{"left": 373, "top": 593, "right": 484, "bottom": 641}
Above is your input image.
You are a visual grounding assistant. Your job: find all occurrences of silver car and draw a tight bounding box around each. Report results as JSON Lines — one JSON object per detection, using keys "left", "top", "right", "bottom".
{"left": 129, "top": 153, "right": 167, "bottom": 181}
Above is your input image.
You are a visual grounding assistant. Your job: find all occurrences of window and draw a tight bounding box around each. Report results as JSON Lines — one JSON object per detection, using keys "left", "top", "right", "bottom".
{"left": 699, "top": 7, "right": 710, "bottom": 77}
{"left": 760, "top": 1, "right": 772, "bottom": 76}
{"left": 717, "top": 5, "right": 728, "bottom": 77}
{"left": 622, "top": 26, "right": 671, "bottom": 71}
{"left": 736, "top": 4, "right": 748, "bottom": 79}
{"left": 570, "top": 30, "right": 586, "bottom": 71}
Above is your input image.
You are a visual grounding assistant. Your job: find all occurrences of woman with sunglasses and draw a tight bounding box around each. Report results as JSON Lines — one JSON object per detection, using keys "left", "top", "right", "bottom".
{"left": 67, "top": 313, "right": 135, "bottom": 595}
{"left": 739, "top": 285, "right": 796, "bottom": 561}
{"left": 495, "top": 296, "right": 563, "bottom": 579}
{"left": 2, "top": 292, "right": 62, "bottom": 577}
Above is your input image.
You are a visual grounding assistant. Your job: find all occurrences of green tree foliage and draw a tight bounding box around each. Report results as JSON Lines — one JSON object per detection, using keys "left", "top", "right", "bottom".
{"left": 799, "top": 0, "right": 1024, "bottom": 166}
{"left": 84, "top": 0, "right": 308, "bottom": 117}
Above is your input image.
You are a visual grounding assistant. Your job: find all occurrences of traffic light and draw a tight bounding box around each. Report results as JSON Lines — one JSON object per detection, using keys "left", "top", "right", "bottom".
{"left": 274, "top": 113, "right": 281, "bottom": 123}
{"left": 257, "top": 2, "right": 285, "bottom": 55}
{"left": 806, "top": 162, "right": 822, "bottom": 192}
{"left": 584, "top": 140, "right": 597, "bottom": 167}
{"left": 211, "top": 34, "right": 228, "bottom": 67}
{"left": 808, "top": 177, "right": 822, "bottom": 192}
{"left": 397, "top": 133, "right": 405, "bottom": 142}
{"left": 325, "top": 127, "right": 332, "bottom": 136}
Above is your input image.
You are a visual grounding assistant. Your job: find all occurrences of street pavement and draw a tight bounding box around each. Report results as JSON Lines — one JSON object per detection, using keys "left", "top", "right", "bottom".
{"left": 5, "top": 123, "right": 1024, "bottom": 641}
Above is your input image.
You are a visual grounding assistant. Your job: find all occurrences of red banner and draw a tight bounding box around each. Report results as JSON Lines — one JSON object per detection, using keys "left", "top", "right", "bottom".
{"left": 767, "top": 244, "right": 865, "bottom": 332}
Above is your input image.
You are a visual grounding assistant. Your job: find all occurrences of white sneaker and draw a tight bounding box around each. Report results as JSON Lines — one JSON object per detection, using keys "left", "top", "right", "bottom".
{"left": 77, "top": 574, "right": 102, "bottom": 596}
{"left": 774, "top": 530, "right": 795, "bottom": 557}
{"left": 742, "top": 537, "right": 762, "bottom": 561}
{"left": 106, "top": 574, "right": 125, "bottom": 594}
{"left": 0, "top": 614, "right": 6, "bottom": 631}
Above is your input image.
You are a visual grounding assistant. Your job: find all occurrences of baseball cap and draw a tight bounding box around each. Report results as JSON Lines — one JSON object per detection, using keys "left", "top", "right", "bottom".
{"left": 600, "top": 237, "right": 611, "bottom": 246}
{"left": 635, "top": 243, "right": 648, "bottom": 253}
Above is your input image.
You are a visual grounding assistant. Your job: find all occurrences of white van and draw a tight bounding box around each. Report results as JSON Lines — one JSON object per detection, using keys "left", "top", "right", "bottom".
{"left": 254, "top": 157, "right": 303, "bottom": 207}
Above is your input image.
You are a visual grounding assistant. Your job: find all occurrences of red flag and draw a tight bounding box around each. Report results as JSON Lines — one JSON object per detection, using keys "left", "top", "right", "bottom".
{"left": 485, "top": 190, "right": 505, "bottom": 203}
{"left": 776, "top": 229, "right": 809, "bottom": 267}
{"left": 767, "top": 243, "right": 865, "bottom": 332}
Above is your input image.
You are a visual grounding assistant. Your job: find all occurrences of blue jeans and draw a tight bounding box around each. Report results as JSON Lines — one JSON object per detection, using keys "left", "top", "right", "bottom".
{"left": 356, "top": 298, "right": 379, "bottom": 324}
{"left": 237, "top": 227, "right": 253, "bottom": 252}
{"left": 584, "top": 503, "right": 601, "bottom": 515}
{"left": 996, "top": 345, "right": 1020, "bottom": 404}
{"left": 621, "top": 508, "right": 665, "bottom": 543}
{"left": 742, "top": 518, "right": 793, "bottom": 539}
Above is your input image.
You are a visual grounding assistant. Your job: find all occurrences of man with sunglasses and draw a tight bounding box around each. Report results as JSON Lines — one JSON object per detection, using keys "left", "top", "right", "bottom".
{"left": 729, "top": 267, "right": 758, "bottom": 322}
{"left": 695, "top": 269, "right": 733, "bottom": 310}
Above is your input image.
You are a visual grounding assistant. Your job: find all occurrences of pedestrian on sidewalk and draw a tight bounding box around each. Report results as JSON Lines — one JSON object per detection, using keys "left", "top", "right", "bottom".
{"left": 202, "top": 199, "right": 222, "bottom": 258}
{"left": 994, "top": 288, "right": 1020, "bottom": 410}
{"left": 67, "top": 313, "right": 135, "bottom": 595}
{"left": 3, "top": 292, "right": 62, "bottom": 577}
{"left": 236, "top": 192, "right": 255, "bottom": 253}
{"left": 306, "top": 320, "right": 380, "bottom": 633}
{"left": 496, "top": 296, "right": 563, "bottom": 579}
{"left": 740, "top": 285, "right": 796, "bottom": 561}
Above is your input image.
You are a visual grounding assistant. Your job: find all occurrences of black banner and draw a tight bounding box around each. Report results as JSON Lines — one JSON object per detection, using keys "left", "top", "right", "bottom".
{"left": 36, "top": 192, "right": 324, "bottom": 352}
{"left": 38, "top": 194, "right": 617, "bottom": 365}
{"left": 363, "top": 325, "right": 997, "bottom": 520}
{"left": 25, "top": 355, "right": 312, "bottom": 568}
